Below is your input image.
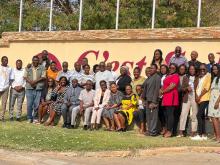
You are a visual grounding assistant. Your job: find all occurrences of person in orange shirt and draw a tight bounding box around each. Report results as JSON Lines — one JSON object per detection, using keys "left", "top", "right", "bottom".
{"left": 46, "top": 61, "right": 59, "bottom": 81}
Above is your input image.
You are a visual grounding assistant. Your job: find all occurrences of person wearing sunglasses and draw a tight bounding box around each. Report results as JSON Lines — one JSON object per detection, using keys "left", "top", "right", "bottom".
{"left": 192, "top": 63, "right": 211, "bottom": 141}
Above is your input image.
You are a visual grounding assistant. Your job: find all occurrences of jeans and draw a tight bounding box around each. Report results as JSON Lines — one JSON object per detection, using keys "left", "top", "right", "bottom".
{"left": 9, "top": 88, "right": 25, "bottom": 119}
{"left": 197, "top": 101, "right": 209, "bottom": 135}
{"left": 26, "top": 89, "right": 42, "bottom": 120}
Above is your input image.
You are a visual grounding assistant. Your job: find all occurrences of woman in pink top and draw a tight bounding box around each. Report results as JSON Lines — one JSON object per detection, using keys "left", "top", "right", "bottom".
{"left": 160, "top": 63, "right": 180, "bottom": 138}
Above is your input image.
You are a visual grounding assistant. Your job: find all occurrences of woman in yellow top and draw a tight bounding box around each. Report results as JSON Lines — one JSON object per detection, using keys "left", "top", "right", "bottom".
{"left": 46, "top": 61, "right": 59, "bottom": 81}
{"left": 114, "top": 84, "right": 138, "bottom": 132}
{"left": 191, "top": 63, "right": 211, "bottom": 141}
{"left": 131, "top": 67, "right": 146, "bottom": 95}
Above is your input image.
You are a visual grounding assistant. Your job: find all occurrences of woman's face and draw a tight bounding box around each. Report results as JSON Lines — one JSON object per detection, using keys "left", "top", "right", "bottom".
{"left": 84, "top": 65, "right": 90, "bottom": 74}
{"left": 110, "top": 84, "right": 118, "bottom": 93}
{"left": 125, "top": 86, "right": 132, "bottom": 95}
{"left": 100, "top": 82, "right": 107, "bottom": 91}
{"left": 179, "top": 66, "right": 186, "bottom": 75}
{"left": 50, "top": 63, "right": 56, "bottom": 71}
{"left": 189, "top": 66, "right": 196, "bottom": 76}
{"left": 120, "top": 68, "right": 127, "bottom": 75}
{"left": 199, "top": 65, "right": 207, "bottom": 76}
{"left": 133, "top": 69, "right": 140, "bottom": 79}
{"left": 60, "top": 78, "right": 67, "bottom": 86}
{"left": 95, "top": 66, "right": 100, "bottom": 73}
{"left": 160, "top": 66, "right": 167, "bottom": 75}
{"left": 212, "top": 66, "right": 218, "bottom": 76}
{"left": 154, "top": 51, "right": 161, "bottom": 61}
{"left": 48, "top": 78, "right": 54, "bottom": 87}
{"left": 169, "top": 65, "right": 176, "bottom": 74}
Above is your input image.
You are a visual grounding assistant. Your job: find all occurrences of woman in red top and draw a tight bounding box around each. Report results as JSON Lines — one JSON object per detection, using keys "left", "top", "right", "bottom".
{"left": 160, "top": 63, "right": 180, "bottom": 138}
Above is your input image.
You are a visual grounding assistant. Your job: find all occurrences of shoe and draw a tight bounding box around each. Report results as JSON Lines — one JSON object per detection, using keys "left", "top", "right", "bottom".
{"left": 68, "top": 125, "right": 74, "bottom": 129}
{"left": 27, "top": 119, "right": 33, "bottom": 123}
{"left": 62, "top": 123, "right": 67, "bottom": 128}
{"left": 202, "top": 136, "right": 208, "bottom": 140}
{"left": 83, "top": 125, "right": 88, "bottom": 130}
{"left": 16, "top": 118, "right": 21, "bottom": 122}
{"left": 33, "top": 119, "right": 39, "bottom": 124}
{"left": 10, "top": 118, "right": 14, "bottom": 121}
{"left": 177, "top": 134, "right": 184, "bottom": 138}
{"left": 190, "top": 135, "right": 203, "bottom": 141}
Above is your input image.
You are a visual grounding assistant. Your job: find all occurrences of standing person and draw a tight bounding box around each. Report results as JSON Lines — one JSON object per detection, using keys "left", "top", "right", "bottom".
{"left": 46, "top": 76, "right": 68, "bottom": 126}
{"left": 133, "top": 85, "right": 145, "bottom": 134}
{"left": 188, "top": 51, "right": 201, "bottom": 69}
{"left": 80, "top": 64, "right": 95, "bottom": 88}
{"left": 38, "top": 78, "right": 56, "bottom": 124}
{"left": 0, "top": 56, "right": 13, "bottom": 121}
{"left": 207, "top": 53, "right": 216, "bottom": 73}
{"left": 142, "top": 64, "right": 161, "bottom": 136}
{"left": 70, "top": 62, "right": 83, "bottom": 84}
{"left": 169, "top": 46, "right": 188, "bottom": 67}
{"left": 160, "top": 63, "right": 180, "bottom": 138}
{"left": 56, "top": 62, "right": 72, "bottom": 82}
{"left": 80, "top": 57, "right": 89, "bottom": 70}
{"left": 192, "top": 63, "right": 211, "bottom": 140}
{"left": 47, "top": 61, "right": 59, "bottom": 81}
{"left": 116, "top": 66, "right": 132, "bottom": 94}
{"left": 94, "top": 62, "right": 114, "bottom": 89}
{"left": 151, "top": 49, "right": 166, "bottom": 72}
{"left": 91, "top": 80, "right": 110, "bottom": 130}
{"left": 62, "top": 78, "right": 82, "bottom": 128}
{"left": 208, "top": 64, "right": 220, "bottom": 142}
{"left": 102, "top": 83, "right": 124, "bottom": 131}
{"left": 92, "top": 64, "right": 100, "bottom": 75}
{"left": 178, "top": 65, "right": 198, "bottom": 137}
{"left": 24, "top": 56, "right": 46, "bottom": 123}
{"left": 159, "top": 64, "right": 169, "bottom": 135}
{"left": 9, "top": 60, "right": 26, "bottom": 121}
{"left": 131, "top": 67, "right": 145, "bottom": 95}
{"left": 114, "top": 85, "right": 137, "bottom": 132}
{"left": 106, "top": 62, "right": 118, "bottom": 81}
{"left": 40, "top": 50, "right": 51, "bottom": 69}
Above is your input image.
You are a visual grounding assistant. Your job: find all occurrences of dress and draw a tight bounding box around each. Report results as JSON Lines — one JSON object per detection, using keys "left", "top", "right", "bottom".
{"left": 50, "top": 86, "right": 68, "bottom": 114}
{"left": 115, "top": 94, "right": 138, "bottom": 125}
{"left": 102, "top": 91, "right": 124, "bottom": 119}
{"left": 208, "top": 77, "right": 220, "bottom": 118}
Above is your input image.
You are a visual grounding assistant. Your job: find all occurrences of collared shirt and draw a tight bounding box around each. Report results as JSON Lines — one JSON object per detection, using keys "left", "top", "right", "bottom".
{"left": 0, "top": 65, "right": 13, "bottom": 91}
{"left": 70, "top": 70, "right": 83, "bottom": 83}
{"left": 11, "top": 68, "right": 26, "bottom": 88}
{"left": 81, "top": 73, "right": 95, "bottom": 84}
{"left": 56, "top": 70, "right": 72, "bottom": 81}
{"left": 79, "top": 89, "right": 95, "bottom": 107}
{"left": 95, "top": 70, "right": 114, "bottom": 89}
{"left": 169, "top": 55, "right": 188, "bottom": 67}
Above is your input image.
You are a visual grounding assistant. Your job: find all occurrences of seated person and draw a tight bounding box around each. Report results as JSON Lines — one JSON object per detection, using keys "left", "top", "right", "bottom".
{"left": 102, "top": 83, "right": 124, "bottom": 131}
{"left": 38, "top": 78, "right": 56, "bottom": 124}
{"left": 70, "top": 80, "right": 95, "bottom": 130}
{"left": 45, "top": 76, "right": 68, "bottom": 126}
{"left": 133, "top": 85, "right": 146, "bottom": 134}
{"left": 62, "top": 78, "right": 82, "bottom": 128}
{"left": 91, "top": 80, "right": 110, "bottom": 130}
{"left": 114, "top": 85, "right": 138, "bottom": 132}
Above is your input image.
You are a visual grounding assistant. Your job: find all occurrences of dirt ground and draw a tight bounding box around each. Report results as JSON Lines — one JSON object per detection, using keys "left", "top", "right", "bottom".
{"left": 0, "top": 149, "right": 220, "bottom": 165}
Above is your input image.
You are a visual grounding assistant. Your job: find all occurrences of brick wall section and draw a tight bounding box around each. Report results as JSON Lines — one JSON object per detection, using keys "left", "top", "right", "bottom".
{"left": 1, "top": 27, "right": 220, "bottom": 47}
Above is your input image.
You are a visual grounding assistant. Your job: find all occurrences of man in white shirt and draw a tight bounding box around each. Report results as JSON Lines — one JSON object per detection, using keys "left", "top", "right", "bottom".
{"left": 70, "top": 62, "right": 83, "bottom": 84}
{"left": 9, "top": 60, "right": 26, "bottom": 121}
{"left": 56, "top": 61, "right": 72, "bottom": 82}
{"left": 0, "top": 56, "right": 13, "bottom": 121}
{"left": 95, "top": 62, "right": 114, "bottom": 89}
{"left": 106, "top": 62, "right": 118, "bottom": 81}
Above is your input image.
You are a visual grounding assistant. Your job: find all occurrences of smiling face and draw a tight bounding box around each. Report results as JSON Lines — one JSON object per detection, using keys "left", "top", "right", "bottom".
{"left": 212, "top": 65, "right": 219, "bottom": 76}
{"left": 100, "top": 81, "right": 107, "bottom": 91}
{"left": 160, "top": 65, "right": 168, "bottom": 75}
{"left": 136, "top": 85, "right": 142, "bottom": 96}
{"left": 154, "top": 50, "right": 161, "bottom": 61}
{"left": 125, "top": 85, "right": 132, "bottom": 95}
{"left": 208, "top": 53, "right": 215, "bottom": 64}
{"left": 133, "top": 68, "right": 141, "bottom": 79}
{"left": 179, "top": 65, "right": 186, "bottom": 75}
{"left": 85, "top": 80, "right": 93, "bottom": 91}
{"left": 169, "top": 64, "right": 177, "bottom": 74}
{"left": 199, "top": 64, "right": 207, "bottom": 77}
{"left": 99, "top": 62, "right": 106, "bottom": 72}
{"left": 16, "top": 60, "right": 22, "bottom": 70}
{"left": 48, "top": 78, "right": 54, "bottom": 88}
{"left": 84, "top": 65, "right": 90, "bottom": 74}
{"left": 190, "top": 51, "right": 198, "bottom": 61}
{"left": 62, "top": 62, "right": 68, "bottom": 72}
{"left": 32, "top": 57, "right": 39, "bottom": 67}
{"left": 50, "top": 62, "right": 57, "bottom": 72}
{"left": 175, "top": 46, "right": 182, "bottom": 57}
{"left": 110, "top": 83, "right": 118, "bottom": 93}
{"left": 74, "top": 62, "right": 81, "bottom": 72}
{"left": 188, "top": 65, "right": 196, "bottom": 76}
{"left": 1, "top": 56, "right": 8, "bottom": 67}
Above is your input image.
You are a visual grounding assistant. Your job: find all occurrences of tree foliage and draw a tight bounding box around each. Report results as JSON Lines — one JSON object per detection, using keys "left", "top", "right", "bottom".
{"left": 0, "top": 0, "right": 220, "bottom": 36}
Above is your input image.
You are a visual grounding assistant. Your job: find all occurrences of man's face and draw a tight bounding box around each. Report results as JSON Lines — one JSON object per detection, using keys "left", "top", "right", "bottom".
{"left": 191, "top": 51, "right": 198, "bottom": 61}
{"left": 1, "top": 57, "right": 8, "bottom": 66}
{"left": 106, "top": 63, "right": 112, "bottom": 71}
{"left": 32, "top": 57, "right": 39, "bottom": 67}
{"left": 82, "top": 58, "right": 88, "bottom": 66}
{"left": 150, "top": 65, "right": 157, "bottom": 75}
{"left": 208, "top": 54, "right": 215, "bottom": 63}
{"left": 85, "top": 81, "right": 93, "bottom": 90}
{"left": 74, "top": 62, "right": 81, "bottom": 72}
{"left": 175, "top": 46, "right": 182, "bottom": 57}
{"left": 136, "top": 86, "right": 142, "bottom": 96}
{"left": 42, "top": 51, "right": 48, "bottom": 60}
{"left": 72, "top": 79, "right": 78, "bottom": 88}
{"left": 16, "top": 61, "right": 22, "bottom": 70}
{"left": 62, "top": 62, "right": 68, "bottom": 72}
{"left": 99, "top": 62, "right": 106, "bottom": 72}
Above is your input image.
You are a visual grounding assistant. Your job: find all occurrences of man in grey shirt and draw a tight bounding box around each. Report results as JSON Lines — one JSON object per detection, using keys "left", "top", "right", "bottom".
{"left": 142, "top": 64, "right": 161, "bottom": 136}
{"left": 61, "top": 78, "right": 82, "bottom": 128}
{"left": 169, "top": 46, "right": 188, "bottom": 67}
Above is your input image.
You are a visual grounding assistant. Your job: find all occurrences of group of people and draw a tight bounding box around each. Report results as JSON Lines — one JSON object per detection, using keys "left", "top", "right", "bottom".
{"left": 0, "top": 47, "right": 220, "bottom": 143}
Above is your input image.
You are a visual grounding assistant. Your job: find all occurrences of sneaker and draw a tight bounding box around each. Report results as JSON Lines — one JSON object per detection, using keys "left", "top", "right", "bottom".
{"left": 202, "top": 136, "right": 208, "bottom": 140}
{"left": 190, "top": 135, "right": 203, "bottom": 141}
{"left": 33, "top": 119, "right": 39, "bottom": 124}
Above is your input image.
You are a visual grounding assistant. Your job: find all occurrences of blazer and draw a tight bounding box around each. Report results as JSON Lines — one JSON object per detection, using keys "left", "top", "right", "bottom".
{"left": 93, "top": 88, "right": 111, "bottom": 108}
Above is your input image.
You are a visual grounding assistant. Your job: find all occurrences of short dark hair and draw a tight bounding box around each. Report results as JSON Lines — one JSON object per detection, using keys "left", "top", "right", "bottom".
{"left": 16, "top": 59, "right": 22, "bottom": 63}
{"left": 32, "top": 56, "right": 39, "bottom": 60}
{"left": 100, "top": 80, "right": 107, "bottom": 85}
{"left": 151, "top": 63, "right": 158, "bottom": 70}
{"left": 1, "top": 56, "right": 8, "bottom": 61}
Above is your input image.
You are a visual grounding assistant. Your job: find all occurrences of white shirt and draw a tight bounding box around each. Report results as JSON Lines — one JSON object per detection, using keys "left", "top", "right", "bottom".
{"left": 56, "top": 70, "right": 72, "bottom": 81}
{"left": 81, "top": 73, "right": 95, "bottom": 84}
{"left": 95, "top": 70, "right": 114, "bottom": 89}
{"left": 0, "top": 65, "right": 13, "bottom": 91}
{"left": 111, "top": 71, "right": 118, "bottom": 82}
{"left": 11, "top": 68, "right": 26, "bottom": 88}
{"left": 70, "top": 70, "right": 83, "bottom": 83}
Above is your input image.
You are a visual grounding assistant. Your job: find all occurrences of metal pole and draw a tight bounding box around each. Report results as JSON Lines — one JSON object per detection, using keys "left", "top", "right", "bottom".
{"left": 19, "top": 0, "right": 23, "bottom": 32}
{"left": 115, "top": 0, "right": 120, "bottom": 30}
{"left": 151, "top": 0, "right": 156, "bottom": 29}
{"left": 49, "top": 0, "right": 54, "bottom": 31}
{"left": 79, "top": 0, "right": 83, "bottom": 31}
{"left": 197, "top": 0, "right": 202, "bottom": 27}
